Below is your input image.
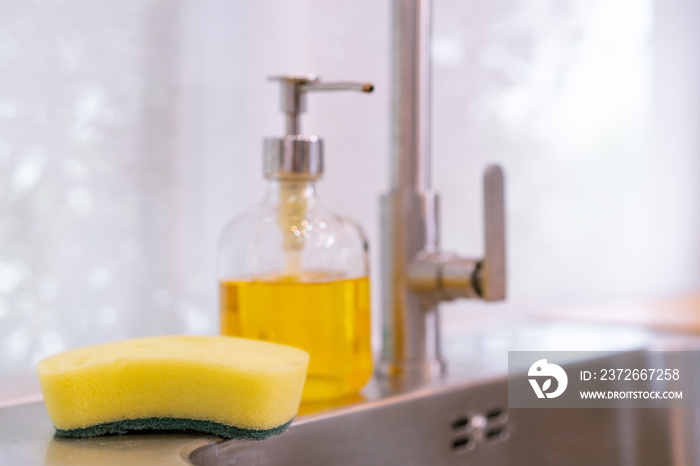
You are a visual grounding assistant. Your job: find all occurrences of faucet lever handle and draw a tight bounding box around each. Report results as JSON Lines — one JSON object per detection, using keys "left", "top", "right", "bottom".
{"left": 478, "top": 164, "right": 506, "bottom": 301}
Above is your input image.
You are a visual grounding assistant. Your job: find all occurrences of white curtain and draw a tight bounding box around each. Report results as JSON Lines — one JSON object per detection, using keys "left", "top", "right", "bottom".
{"left": 1, "top": 0, "right": 699, "bottom": 392}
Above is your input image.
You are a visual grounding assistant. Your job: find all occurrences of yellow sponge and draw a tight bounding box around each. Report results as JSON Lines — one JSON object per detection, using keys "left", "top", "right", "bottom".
{"left": 37, "top": 335, "right": 309, "bottom": 439}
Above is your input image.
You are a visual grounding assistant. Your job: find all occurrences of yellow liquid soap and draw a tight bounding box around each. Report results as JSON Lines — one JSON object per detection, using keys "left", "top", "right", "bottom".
{"left": 220, "top": 274, "right": 372, "bottom": 402}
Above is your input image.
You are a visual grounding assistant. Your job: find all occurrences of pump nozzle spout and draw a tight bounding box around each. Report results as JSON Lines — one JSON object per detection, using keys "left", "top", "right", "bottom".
{"left": 268, "top": 75, "right": 375, "bottom": 136}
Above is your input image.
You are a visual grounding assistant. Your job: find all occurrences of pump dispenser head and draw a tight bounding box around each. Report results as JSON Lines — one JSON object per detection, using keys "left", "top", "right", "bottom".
{"left": 264, "top": 75, "right": 374, "bottom": 179}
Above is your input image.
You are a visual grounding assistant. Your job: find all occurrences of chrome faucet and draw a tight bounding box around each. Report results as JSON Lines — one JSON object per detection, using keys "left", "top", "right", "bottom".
{"left": 380, "top": 0, "right": 507, "bottom": 380}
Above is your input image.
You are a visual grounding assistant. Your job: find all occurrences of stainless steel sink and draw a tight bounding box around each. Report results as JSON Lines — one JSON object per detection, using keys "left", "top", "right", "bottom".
{"left": 188, "top": 322, "right": 700, "bottom": 466}
{"left": 190, "top": 375, "right": 660, "bottom": 466}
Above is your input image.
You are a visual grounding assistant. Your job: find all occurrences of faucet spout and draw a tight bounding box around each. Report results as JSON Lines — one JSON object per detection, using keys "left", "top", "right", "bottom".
{"left": 391, "top": 0, "right": 433, "bottom": 192}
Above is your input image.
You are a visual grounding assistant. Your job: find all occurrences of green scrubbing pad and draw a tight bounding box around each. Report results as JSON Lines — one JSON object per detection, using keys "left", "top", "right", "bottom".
{"left": 54, "top": 417, "right": 293, "bottom": 440}
{"left": 37, "top": 336, "right": 309, "bottom": 439}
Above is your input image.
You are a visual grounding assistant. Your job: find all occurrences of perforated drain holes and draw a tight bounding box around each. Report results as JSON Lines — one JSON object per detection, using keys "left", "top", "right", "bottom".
{"left": 451, "top": 417, "right": 469, "bottom": 430}
{"left": 486, "top": 425, "right": 509, "bottom": 443}
{"left": 486, "top": 408, "right": 505, "bottom": 421}
{"left": 450, "top": 407, "right": 510, "bottom": 454}
{"left": 486, "top": 426, "right": 503, "bottom": 438}
{"left": 452, "top": 436, "right": 471, "bottom": 450}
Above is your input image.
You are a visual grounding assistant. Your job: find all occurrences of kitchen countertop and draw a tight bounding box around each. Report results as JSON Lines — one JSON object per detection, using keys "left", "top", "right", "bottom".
{"left": 0, "top": 401, "right": 213, "bottom": 465}
{"left": 532, "top": 294, "right": 700, "bottom": 334}
{"left": 0, "top": 317, "right": 691, "bottom": 465}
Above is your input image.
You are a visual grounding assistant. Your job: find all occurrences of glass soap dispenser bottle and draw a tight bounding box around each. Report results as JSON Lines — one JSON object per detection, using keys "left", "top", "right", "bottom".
{"left": 219, "top": 75, "right": 374, "bottom": 402}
